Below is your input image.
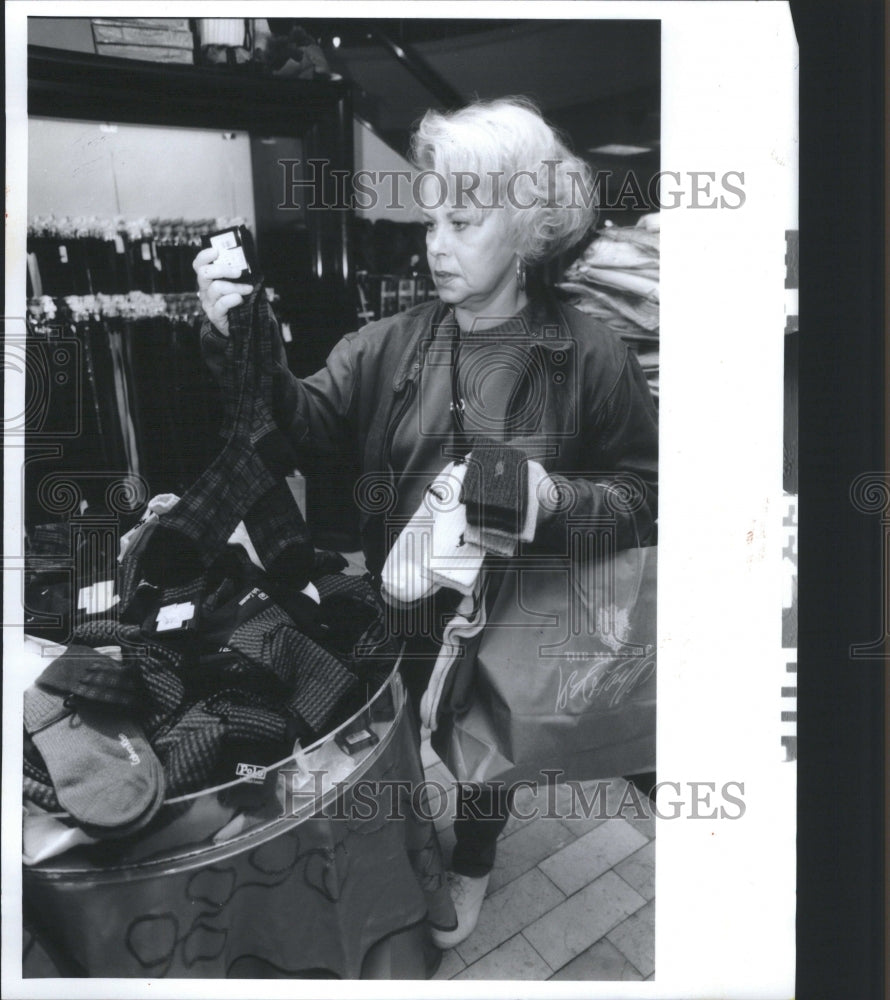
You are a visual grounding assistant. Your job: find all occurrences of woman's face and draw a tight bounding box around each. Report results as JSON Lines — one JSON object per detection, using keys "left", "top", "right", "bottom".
{"left": 421, "top": 178, "right": 519, "bottom": 318}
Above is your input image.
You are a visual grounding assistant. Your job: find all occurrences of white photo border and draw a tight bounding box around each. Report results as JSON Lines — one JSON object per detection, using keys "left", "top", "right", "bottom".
{"left": 3, "top": 2, "right": 797, "bottom": 997}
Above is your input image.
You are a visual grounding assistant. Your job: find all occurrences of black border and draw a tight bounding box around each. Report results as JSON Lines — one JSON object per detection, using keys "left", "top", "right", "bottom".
{"left": 793, "top": 2, "right": 887, "bottom": 997}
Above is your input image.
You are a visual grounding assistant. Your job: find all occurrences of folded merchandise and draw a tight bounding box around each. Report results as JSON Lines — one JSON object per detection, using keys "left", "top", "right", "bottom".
{"left": 559, "top": 218, "right": 661, "bottom": 348}
{"left": 461, "top": 443, "right": 527, "bottom": 536}
{"left": 560, "top": 282, "right": 660, "bottom": 333}
{"left": 461, "top": 444, "right": 548, "bottom": 554}
{"left": 634, "top": 349, "right": 660, "bottom": 372}
{"left": 568, "top": 265, "right": 659, "bottom": 301}
{"left": 382, "top": 448, "right": 552, "bottom": 605}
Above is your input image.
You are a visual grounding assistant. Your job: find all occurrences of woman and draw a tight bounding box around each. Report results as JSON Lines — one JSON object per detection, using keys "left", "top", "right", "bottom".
{"left": 195, "top": 97, "right": 658, "bottom": 949}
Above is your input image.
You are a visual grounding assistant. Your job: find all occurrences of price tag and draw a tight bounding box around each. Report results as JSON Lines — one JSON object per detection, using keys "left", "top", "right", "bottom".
{"left": 155, "top": 601, "right": 195, "bottom": 632}
{"left": 77, "top": 581, "right": 119, "bottom": 615}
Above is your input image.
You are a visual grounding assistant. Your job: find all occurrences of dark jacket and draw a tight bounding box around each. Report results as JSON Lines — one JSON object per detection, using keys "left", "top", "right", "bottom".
{"left": 201, "top": 292, "right": 658, "bottom": 576}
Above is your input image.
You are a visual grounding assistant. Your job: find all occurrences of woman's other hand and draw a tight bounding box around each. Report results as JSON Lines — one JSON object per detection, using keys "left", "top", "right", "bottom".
{"left": 193, "top": 246, "right": 254, "bottom": 337}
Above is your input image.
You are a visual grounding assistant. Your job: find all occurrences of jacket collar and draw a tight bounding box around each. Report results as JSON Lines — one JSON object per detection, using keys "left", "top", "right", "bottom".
{"left": 391, "top": 299, "right": 454, "bottom": 392}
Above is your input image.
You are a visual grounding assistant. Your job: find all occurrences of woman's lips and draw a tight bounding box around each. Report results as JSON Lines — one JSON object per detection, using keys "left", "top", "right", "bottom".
{"left": 434, "top": 271, "right": 457, "bottom": 282}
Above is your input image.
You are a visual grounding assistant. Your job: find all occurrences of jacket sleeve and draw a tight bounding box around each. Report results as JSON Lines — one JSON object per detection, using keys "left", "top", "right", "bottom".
{"left": 535, "top": 346, "right": 658, "bottom": 552}
{"left": 200, "top": 315, "right": 360, "bottom": 457}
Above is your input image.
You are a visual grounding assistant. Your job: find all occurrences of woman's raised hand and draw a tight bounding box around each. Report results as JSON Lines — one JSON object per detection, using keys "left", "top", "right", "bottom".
{"left": 193, "top": 246, "right": 255, "bottom": 338}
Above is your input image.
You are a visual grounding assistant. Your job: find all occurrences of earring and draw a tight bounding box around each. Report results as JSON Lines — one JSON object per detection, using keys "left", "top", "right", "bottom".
{"left": 516, "top": 257, "right": 527, "bottom": 293}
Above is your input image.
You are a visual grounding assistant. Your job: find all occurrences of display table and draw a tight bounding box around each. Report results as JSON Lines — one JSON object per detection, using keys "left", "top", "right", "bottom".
{"left": 23, "top": 657, "right": 453, "bottom": 979}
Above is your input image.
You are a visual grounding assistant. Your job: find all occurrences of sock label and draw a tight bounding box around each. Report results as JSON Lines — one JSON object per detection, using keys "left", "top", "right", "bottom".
{"left": 235, "top": 762, "right": 267, "bottom": 783}
{"left": 238, "top": 587, "right": 269, "bottom": 607}
{"left": 117, "top": 733, "right": 141, "bottom": 766}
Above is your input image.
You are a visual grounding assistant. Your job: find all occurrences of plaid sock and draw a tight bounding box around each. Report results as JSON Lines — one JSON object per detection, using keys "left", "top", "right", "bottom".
{"left": 139, "top": 447, "right": 278, "bottom": 585}
{"left": 205, "top": 689, "right": 290, "bottom": 744}
{"left": 77, "top": 621, "right": 190, "bottom": 729}
{"left": 226, "top": 607, "right": 357, "bottom": 734}
{"left": 151, "top": 701, "right": 226, "bottom": 796}
{"left": 138, "top": 286, "right": 312, "bottom": 589}
{"left": 153, "top": 689, "right": 295, "bottom": 796}
{"left": 281, "top": 631, "right": 357, "bottom": 734}
{"left": 242, "top": 480, "right": 313, "bottom": 588}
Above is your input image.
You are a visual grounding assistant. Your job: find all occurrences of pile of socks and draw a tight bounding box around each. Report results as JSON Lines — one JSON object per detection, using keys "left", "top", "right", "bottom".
{"left": 23, "top": 545, "right": 398, "bottom": 833}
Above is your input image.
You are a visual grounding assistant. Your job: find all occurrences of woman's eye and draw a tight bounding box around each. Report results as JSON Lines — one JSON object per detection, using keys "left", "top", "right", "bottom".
{"left": 451, "top": 220, "right": 468, "bottom": 231}
{"left": 423, "top": 221, "right": 435, "bottom": 232}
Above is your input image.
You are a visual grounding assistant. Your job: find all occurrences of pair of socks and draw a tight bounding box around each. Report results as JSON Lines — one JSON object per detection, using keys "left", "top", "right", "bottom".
{"left": 381, "top": 462, "right": 486, "bottom": 605}
{"left": 198, "top": 574, "right": 358, "bottom": 737}
{"left": 138, "top": 285, "right": 313, "bottom": 590}
{"left": 73, "top": 620, "right": 188, "bottom": 728}
{"left": 23, "top": 684, "right": 165, "bottom": 837}
{"left": 223, "top": 595, "right": 357, "bottom": 735}
{"left": 35, "top": 642, "right": 140, "bottom": 709}
{"left": 460, "top": 440, "right": 528, "bottom": 535}
{"left": 151, "top": 689, "right": 293, "bottom": 797}
{"left": 462, "top": 455, "right": 548, "bottom": 555}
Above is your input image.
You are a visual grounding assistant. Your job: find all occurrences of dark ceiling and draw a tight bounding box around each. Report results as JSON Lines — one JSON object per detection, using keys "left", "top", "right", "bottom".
{"left": 290, "top": 18, "right": 660, "bottom": 167}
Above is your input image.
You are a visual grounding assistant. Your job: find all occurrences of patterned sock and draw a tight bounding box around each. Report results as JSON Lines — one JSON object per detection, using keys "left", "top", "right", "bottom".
{"left": 137, "top": 286, "right": 298, "bottom": 586}
{"left": 461, "top": 439, "right": 528, "bottom": 535}
{"left": 35, "top": 643, "right": 140, "bottom": 709}
{"left": 242, "top": 480, "right": 313, "bottom": 590}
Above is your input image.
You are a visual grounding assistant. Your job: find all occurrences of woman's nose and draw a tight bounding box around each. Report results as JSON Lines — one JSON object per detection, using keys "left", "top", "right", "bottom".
{"left": 426, "top": 226, "right": 447, "bottom": 257}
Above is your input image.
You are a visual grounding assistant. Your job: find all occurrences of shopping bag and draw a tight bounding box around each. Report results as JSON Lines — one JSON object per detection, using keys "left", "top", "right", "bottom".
{"left": 435, "top": 545, "right": 656, "bottom": 786}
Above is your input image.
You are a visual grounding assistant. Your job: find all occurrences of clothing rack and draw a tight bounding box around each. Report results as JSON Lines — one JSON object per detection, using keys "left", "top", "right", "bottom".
{"left": 25, "top": 296, "right": 222, "bottom": 522}
{"left": 27, "top": 215, "right": 248, "bottom": 299}
{"left": 354, "top": 271, "right": 438, "bottom": 325}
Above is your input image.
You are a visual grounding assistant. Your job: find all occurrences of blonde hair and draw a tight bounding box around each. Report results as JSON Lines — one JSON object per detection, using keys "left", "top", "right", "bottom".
{"left": 409, "top": 97, "right": 597, "bottom": 264}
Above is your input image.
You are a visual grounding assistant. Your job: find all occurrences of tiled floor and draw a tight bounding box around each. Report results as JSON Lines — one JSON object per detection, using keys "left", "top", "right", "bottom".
{"left": 421, "top": 735, "right": 655, "bottom": 982}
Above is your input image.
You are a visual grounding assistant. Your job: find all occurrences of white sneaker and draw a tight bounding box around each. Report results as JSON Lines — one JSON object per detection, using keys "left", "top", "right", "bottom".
{"left": 431, "top": 872, "right": 490, "bottom": 950}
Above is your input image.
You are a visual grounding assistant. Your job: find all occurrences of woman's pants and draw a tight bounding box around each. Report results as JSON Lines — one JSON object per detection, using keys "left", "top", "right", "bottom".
{"left": 398, "top": 595, "right": 510, "bottom": 878}
{"left": 451, "top": 784, "right": 515, "bottom": 877}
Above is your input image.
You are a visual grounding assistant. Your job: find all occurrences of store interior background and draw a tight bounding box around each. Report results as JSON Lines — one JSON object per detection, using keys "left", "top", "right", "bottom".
{"left": 25, "top": 16, "right": 660, "bottom": 548}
